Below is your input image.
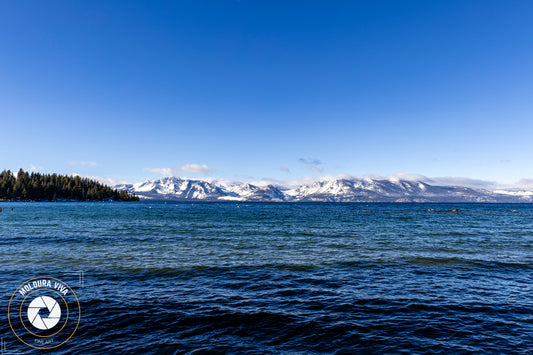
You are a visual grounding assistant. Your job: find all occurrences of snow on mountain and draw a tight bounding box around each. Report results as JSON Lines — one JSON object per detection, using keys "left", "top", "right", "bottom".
{"left": 115, "top": 177, "right": 228, "bottom": 200}
{"left": 115, "top": 176, "right": 533, "bottom": 202}
{"left": 222, "top": 183, "right": 286, "bottom": 201}
{"left": 283, "top": 178, "right": 497, "bottom": 202}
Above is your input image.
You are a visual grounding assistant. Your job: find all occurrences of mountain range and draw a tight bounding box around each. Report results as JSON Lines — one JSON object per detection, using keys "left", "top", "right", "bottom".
{"left": 115, "top": 176, "right": 533, "bottom": 202}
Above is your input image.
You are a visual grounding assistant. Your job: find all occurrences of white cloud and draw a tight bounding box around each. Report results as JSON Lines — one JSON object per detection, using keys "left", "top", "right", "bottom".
{"left": 146, "top": 167, "right": 173, "bottom": 176}
{"left": 280, "top": 166, "right": 291, "bottom": 174}
{"left": 177, "top": 164, "right": 212, "bottom": 173}
{"left": 423, "top": 176, "right": 497, "bottom": 189}
{"left": 265, "top": 173, "right": 500, "bottom": 190}
{"left": 70, "top": 173, "right": 127, "bottom": 187}
{"left": 70, "top": 161, "right": 98, "bottom": 167}
{"left": 498, "top": 179, "right": 533, "bottom": 191}
{"left": 29, "top": 164, "right": 44, "bottom": 172}
{"left": 145, "top": 163, "right": 213, "bottom": 176}
{"left": 278, "top": 175, "right": 321, "bottom": 187}
{"left": 234, "top": 174, "right": 256, "bottom": 180}
{"left": 345, "top": 173, "right": 498, "bottom": 189}
{"left": 201, "top": 177, "right": 240, "bottom": 188}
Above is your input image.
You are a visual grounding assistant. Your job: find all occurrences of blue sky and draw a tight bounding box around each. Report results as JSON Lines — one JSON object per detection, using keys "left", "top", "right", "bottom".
{"left": 1, "top": 1, "right": 532, "bottom": 185}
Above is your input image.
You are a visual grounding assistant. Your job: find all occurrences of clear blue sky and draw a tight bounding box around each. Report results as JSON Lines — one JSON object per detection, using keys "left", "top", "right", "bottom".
{"left": 1, "top": 1, "right": 532, "bottom": 184}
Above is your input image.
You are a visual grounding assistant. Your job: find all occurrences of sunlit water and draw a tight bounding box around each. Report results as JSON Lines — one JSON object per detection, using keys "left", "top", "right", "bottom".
{"left": 1, "top": 202, "right": 532, "bottom": 354}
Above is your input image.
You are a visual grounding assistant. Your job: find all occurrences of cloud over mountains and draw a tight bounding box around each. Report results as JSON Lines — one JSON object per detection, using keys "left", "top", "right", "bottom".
{"left": 146, "top": 164, "right": 213, "bottom": 176}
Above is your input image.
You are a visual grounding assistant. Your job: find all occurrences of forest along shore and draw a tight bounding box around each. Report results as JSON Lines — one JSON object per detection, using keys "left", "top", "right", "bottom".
{"left": 0, "top": 169, "right": 138, "bottom": 202}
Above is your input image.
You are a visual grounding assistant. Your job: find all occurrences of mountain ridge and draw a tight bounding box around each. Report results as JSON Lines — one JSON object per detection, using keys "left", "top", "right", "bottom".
{"left": 115, "top": 176, "right": 533, "bottom": 202}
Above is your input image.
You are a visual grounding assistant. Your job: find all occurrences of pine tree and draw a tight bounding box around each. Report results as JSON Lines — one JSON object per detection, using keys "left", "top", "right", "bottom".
{"left": 0, "top": 169, "right": 138, "bottom": 201}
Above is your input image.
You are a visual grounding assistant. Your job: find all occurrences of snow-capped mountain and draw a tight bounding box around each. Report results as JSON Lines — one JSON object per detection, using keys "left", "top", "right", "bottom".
{"left": 115, "top": 176, "right": 533, "bottom": 202}
{"left": 115, "top": 177, "right": 228, "bottom": 200}
{"left": 284, "top": 178, "right": 513, "bottom": 202}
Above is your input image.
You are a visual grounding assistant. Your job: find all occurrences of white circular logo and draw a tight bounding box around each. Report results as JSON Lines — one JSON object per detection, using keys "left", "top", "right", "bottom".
{"left": 9, "top": 276, "right": 81, "bottom": 350}
{"left": 27, "top": 296, "right": 61, "bottom": 330}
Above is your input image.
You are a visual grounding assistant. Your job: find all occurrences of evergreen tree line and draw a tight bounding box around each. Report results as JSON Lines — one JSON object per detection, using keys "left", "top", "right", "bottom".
{"left": 0, "top": 169, "right": 138, "bottom": 201}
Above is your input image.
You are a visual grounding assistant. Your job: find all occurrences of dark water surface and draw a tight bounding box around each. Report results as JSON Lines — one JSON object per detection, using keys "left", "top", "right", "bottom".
{"left": 1, "top": 202, "right": 532, "bottom": 354}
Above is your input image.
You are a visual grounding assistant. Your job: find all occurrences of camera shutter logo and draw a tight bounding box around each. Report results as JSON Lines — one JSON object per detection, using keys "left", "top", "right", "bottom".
{"left": 27, "top": 296, "right": 62, "bottom": 330}
{"left": 7, "top": 276, "right": 81, "bottom": 350}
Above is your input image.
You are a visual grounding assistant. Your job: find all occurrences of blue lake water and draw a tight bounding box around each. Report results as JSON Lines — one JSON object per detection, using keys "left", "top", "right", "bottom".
{"left": 1, "top": 202, "right": 532, "bottom": 354}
